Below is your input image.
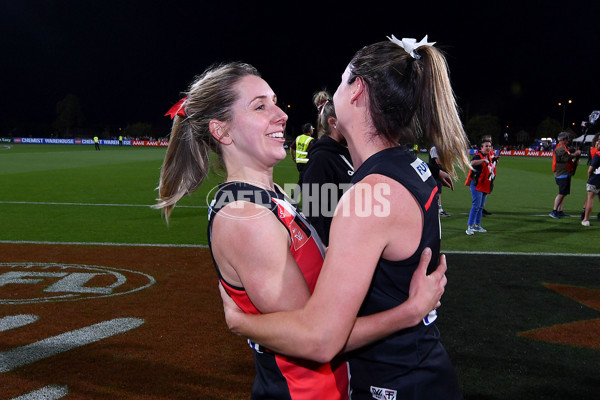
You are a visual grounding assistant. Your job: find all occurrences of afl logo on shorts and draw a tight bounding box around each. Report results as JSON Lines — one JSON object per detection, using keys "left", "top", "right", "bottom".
{"left": 0, "top": 262, "right": 155, "bottom": 304}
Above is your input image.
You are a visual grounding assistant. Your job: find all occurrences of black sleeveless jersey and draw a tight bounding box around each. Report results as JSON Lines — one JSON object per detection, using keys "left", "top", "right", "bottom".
{"left": 347, "top": 147, "right": 462, "bottom": 400}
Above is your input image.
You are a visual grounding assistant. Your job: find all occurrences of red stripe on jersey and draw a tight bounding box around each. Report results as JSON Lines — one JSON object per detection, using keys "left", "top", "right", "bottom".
{"left": 424, "top": 185, "right": 439, "bottom": 211}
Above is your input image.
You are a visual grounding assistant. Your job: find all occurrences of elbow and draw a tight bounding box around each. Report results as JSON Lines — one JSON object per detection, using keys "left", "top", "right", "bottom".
{"left": 304, "top": 329, "right": 345, "bottom": 364}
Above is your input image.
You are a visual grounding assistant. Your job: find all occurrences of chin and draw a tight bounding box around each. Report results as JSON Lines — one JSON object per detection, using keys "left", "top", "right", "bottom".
{"left": 275, "top": 150, "right": 287, "bottom": 162}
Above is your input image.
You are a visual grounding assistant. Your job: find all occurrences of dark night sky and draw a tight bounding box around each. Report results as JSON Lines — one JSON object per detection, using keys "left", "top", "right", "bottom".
{"left": 1, "top": 1, "right": 599, "bottom": 137}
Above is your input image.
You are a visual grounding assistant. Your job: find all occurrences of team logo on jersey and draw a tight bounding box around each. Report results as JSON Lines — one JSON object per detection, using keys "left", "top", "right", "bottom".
{"left": 272, "top": 198, "right": 310, "bottom": 250}
{"left": 410, "top": 158, "right": 432, "bottom": 182}
{"left": 370, "top": 385, "right": 397, "bottom": 400}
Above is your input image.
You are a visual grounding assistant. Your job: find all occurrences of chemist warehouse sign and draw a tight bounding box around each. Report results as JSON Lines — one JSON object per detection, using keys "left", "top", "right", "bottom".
{"left": 11, "top": 137, "right": 169, "bottom": 146}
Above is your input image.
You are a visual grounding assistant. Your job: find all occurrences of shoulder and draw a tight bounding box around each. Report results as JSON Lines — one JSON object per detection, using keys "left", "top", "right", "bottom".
{"left": 334, "top": 174, "right": 421, "bottom": 260}
{"left": 339, "top": 174, "right": 415, "bottom": 221}
{"left": 211, "top": 201, "right": 289, "bottom": 262}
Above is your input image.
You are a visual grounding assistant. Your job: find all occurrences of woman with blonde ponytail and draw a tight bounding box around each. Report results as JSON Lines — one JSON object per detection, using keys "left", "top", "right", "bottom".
{"left": 156, "top": 61, "right": 448, "bottom": 399}
{"left": 221, "top": 36, "right": 466, "bottom": 399}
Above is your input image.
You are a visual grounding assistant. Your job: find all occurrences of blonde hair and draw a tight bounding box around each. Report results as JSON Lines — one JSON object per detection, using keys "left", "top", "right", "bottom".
{"left": 313, "top": 90, "right": 336, "bottom": 138}
{"left": 347, "top": 41, "right": 470, "bottom": 178}
{"left": 154, "top": 62, "right": 260, "bottom": 221}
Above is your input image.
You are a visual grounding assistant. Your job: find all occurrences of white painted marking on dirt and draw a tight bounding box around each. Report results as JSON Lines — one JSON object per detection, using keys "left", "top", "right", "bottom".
{"left": 0, "top": 318, "right": 144, "bottom": 373}
{"left": 0, "top": 315, "right": 39, "bottom": 332}
{"left": 0, "top": 263, "right": 156, "bottom": 304}
{"left": 10, "top": 384, "right": 68, "bottom": 400}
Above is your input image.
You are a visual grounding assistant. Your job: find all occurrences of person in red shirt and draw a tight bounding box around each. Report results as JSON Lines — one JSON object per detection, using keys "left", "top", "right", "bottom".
{"left": 465, "top": 138, "right": 494, "bottom": 235}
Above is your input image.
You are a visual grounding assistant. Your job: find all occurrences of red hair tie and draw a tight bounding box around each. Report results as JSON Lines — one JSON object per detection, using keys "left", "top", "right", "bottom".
{"left": 165, "top": 97, "right": 188, "bottom": 119}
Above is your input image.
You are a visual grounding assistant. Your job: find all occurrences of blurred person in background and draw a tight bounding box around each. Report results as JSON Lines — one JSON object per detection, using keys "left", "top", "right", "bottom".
{"left": 301, "top": 90, "right": 354, "bottom": 245}
{"left": 550, "top": 132, "right": 581, "bottom": 219}
{"left": 581, "top": 137, "right": 600, "bottom": 226}
{"left": 581, "top": 133, "right": 600, "bottom": 220}
{"left": 480, "top": 134, "right": 499, "bottom": 216}
{"left": 290, "top": 122, "right": 316, "bottom": 187}
{"left": 465, "top": 138, "right": 494, "bottom": 235}
{"left": 429, "top": 145, "right": 451, "bottom": 217}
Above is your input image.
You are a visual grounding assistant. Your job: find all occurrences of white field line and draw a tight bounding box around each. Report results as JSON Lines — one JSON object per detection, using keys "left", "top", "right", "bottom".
{"left": 442, "top": 250, "right": 600, "bottom": 258}
{"left": 1, "top": 200, "right": 209, "bottom": 248}
{"left": 0, "top": 318, "right": 144, "bottom": 373}
{"left": 0, "top": 200, "right": 208, "bottom": 208}
{"left": 1, "top": 201, "right": 596, "bottom": 255}
{"left": 0, "top": 315, "right": 40, "bottom": 332}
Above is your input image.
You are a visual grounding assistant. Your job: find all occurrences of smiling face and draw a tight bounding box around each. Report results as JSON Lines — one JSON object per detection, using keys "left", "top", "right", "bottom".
{"left": 223, "top": 75, "right": 288, "bottom": 169}
{"left": 480, "top": 141, "right": 492, "bottom": 155}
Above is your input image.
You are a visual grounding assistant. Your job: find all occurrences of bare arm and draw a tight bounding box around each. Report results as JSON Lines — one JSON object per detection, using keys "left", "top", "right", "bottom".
{"left": 220, "top": 247, "right": 447, "bottom": 354}
{"left": 342, "top": 249, "right": 446, "bottom": 352}
{"left": 471, "top": 158, "right": 489, "bottom": 167}
{"left": 212, "top": 201, "right": 311, "bottom": 313}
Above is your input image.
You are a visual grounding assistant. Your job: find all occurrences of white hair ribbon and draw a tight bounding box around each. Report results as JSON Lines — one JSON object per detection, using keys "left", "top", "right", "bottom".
{"left": 386, "top": 35, "right": 436, "bottom": 59}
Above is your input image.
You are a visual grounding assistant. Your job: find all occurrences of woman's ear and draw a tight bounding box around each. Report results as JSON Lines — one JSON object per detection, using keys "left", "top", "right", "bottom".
{"left": 209, "top": 120, "right": 232, "bottom": 145}
{"left": 327, "top": 117, "right": 337, "bottom": 129}
{"left": 350, "top": 77, "right": 365, "bottom": 104}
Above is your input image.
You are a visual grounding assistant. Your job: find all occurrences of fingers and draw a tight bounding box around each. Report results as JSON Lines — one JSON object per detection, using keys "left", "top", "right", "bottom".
{"left": 416, "top": 247, "right": 432, "bottom": 276}
{"left": 434, "top": 253, "right": 448, "bottom": 276}
{"left": 434, "top": 254, "right": 447, "bottom": 309}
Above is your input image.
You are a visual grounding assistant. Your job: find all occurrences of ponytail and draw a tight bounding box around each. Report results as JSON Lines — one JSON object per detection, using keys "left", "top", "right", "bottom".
{"left": 418, "top": 46, "right": 470, "bottom": 178}
{"left": 154, "top": 116, "right": 211, "bottom": 221}
{"left": 348, "top": 40, "right": 470, "bottom": 179}
{"left": 154, "top": 62, "right": 260, "bottom": 222}
{"left": 313, "top": 90, "right": 336, "bottom": 138}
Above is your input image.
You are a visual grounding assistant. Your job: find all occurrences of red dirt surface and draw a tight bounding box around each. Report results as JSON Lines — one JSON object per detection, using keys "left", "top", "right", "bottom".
{"left": 0, "top": 243, "right": 254, "bottom": 399}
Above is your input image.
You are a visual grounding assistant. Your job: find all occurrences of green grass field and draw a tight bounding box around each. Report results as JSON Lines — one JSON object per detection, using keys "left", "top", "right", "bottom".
{"left": 1, "top": 143, "right": 599, "bottom": 399}
{"left": 1, "top": 144, "right": 596, "bottom": 253}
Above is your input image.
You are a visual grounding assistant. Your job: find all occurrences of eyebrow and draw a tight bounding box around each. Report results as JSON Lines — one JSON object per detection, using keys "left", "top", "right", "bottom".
{"left": 247, "top": 94, "right": 277, "bottom": 106}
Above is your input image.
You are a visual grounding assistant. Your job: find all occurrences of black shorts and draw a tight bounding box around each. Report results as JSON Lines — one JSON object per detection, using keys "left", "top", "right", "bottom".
{"left": 555, "top": 176, "right": 571, "bottom": 195}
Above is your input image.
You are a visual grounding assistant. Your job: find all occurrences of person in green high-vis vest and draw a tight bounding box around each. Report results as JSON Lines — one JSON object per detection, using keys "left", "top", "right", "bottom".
{"left": 289, "top": 123, "right": 315, "bottom": 186}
